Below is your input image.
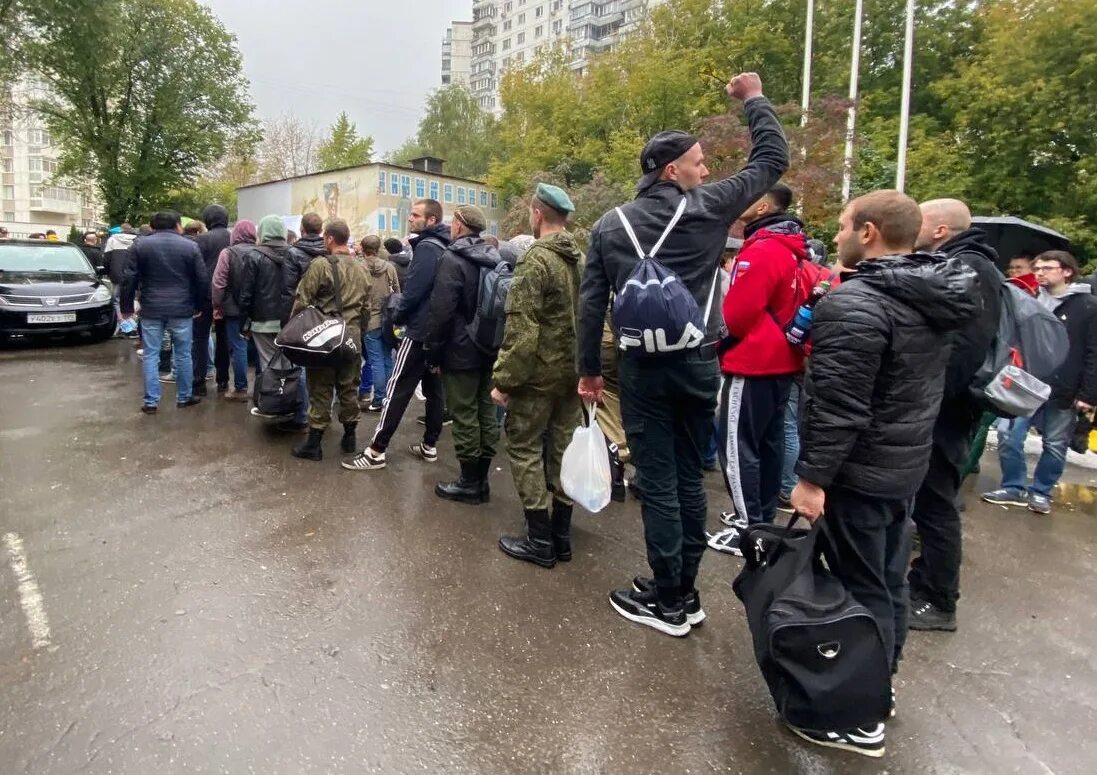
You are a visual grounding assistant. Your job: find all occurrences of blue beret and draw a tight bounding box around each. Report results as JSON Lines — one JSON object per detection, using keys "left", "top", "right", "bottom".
{"left": 535, "top": 183, "right": 575, "bottom": 215}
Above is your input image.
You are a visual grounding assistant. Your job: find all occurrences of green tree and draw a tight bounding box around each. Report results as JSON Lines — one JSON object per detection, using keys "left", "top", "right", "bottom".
{"left": 20, "top": 0, "right": 258, "bottom": 224}
{"left": 390, "top": 85, "right": 496, "bottom": 180}
{"left": 316, "top": 112, "right": 374, "bottom": 171}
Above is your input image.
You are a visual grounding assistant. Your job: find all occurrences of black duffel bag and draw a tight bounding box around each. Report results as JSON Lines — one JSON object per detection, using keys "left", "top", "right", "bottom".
{"left": 276, "top": 255, "right": 358, "bottom": 368}
{"left": 252, "top": 351, "right": 301, "bottom": 416}
{"left": 732, "top": 516, "right": 891, "bottom": 731}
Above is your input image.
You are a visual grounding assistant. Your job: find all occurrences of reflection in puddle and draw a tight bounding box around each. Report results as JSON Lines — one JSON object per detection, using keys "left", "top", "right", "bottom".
{"left": 1052, "top": 483, "right": 1097, "bottom": 516}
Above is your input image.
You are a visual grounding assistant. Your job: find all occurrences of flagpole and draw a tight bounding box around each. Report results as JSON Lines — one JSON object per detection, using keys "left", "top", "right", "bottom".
{"left": 896, "top": 0, "right": 916, "bottom": 192}
{"left": 800, "top": 0, "right": 815, "bottom": 129}
{"left": 841, "top": 0, "right": 864, "bottom": 203}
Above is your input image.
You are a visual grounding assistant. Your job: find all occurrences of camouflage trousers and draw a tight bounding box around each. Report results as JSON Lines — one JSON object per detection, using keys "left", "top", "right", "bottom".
{"left": 306, "top": 347, "right": 361, "bottom": 430}
{"left": 504, "top": 382, "right": 582, "bottom": 511}
{"left": 444, "top": 367, "right": 499, "bottom": 463}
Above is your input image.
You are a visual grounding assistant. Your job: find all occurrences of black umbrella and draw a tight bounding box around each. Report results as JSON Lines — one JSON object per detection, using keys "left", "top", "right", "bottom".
{"left": 971, "top": 216, "right": 1071, "bottom": 265}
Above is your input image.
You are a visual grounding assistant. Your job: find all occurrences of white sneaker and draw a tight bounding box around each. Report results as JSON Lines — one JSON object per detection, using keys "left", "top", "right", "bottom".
{"left": 342, "top": 447, "right": 386, "bottom": 471}
{"left": 706, "top": 526, "right": 744, "bottom": 556}
{"left": 720, "top": 510, "right": 747, "bottom": 528}
{"left": 410, "top": 443, "right": 438, "bottom": 463}
{"left": 414, "top": 384, "right": 426, "bottom": 401}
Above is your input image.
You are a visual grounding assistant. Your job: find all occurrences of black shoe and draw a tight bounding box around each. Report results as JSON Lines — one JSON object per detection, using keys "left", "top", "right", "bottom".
{"left": 776, "top": 493, "right": 794, "bottom": 514}
{"left": 498, "top": 509, "right": 556, "bottom": 568}
{"left": 341, "top": 422, "right": 358, "bottom": 453}
{"left": 194, "top": 382, "right": 208, "bottom": 397}
{"left": 435, "top": 460, "right": 486, "bottom": 504}
{"left": 787, "top": 723, "right": 885, "bottom": 758}
{"left": 550, "top": 499, "right": 573, "bottom": 562}
{"left": 177, "top": 396, "right": 201, "bottom": 408}
{"left": 626, "top": 473, "right": 644, "bottom": 504}
{"left": 608, "top": 587, "right": 690, "bottom": 637}
{"left": 292, "top": 429, "right": 323, "bottom": 461}
{"left": 908, "top": 598, "right": 957, "bottom": 631}
{"left": 216, "top": 382, "right": 228, "bottom": 394}
{"left": 608, "top": 443, "right": 626, "bottom": 503}
{"left": 141, "top": 404, "right": 158, "bottom": 415}
{"left": 478, "top": 458, "right": 492, "bottom": 503}
{"left": 631, "top": 577, "right": 705, "bottom": 626}
{"left": 417, "top": 413, "right": 454, "bottom": 427}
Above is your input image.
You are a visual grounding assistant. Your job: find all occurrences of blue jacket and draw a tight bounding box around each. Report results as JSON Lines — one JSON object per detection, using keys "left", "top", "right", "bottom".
{"left": 395, "top": 224, "right": 451, "bottom": 342}
{"left": 121, "top": 230, "right": 207, "bottom": 319}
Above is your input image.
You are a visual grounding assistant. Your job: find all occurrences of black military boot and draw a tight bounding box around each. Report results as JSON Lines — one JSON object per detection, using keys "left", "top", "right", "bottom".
{"left": 435, "top": 460, "right": 485, "bottom": 504}
{"left": 499, "top": 509, "right": 556, "bottom": 568}
{"left": 292, "top": 429, "right": 323, "bottom": 461}
{"left": 608, "top": 441, "right": 626, "bottom": 503}
{"left": 340, "top": 422, "right": 358, "bottom": 453}
{"left": 478, "top": 458, "right": 493, "bottom": 503}
{"left": 550, "top": 499, "right": 573, "bottom": 562}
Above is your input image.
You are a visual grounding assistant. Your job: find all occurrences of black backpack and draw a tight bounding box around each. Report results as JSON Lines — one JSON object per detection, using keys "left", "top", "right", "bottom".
{"left": 732, "top": 517, "right": 892, "bottom": 731}
{"left": 252, "top": 351, "right": 301, "bottom": 416}
{"left": 466, "top": 255, "right": 512, "bottom": 354}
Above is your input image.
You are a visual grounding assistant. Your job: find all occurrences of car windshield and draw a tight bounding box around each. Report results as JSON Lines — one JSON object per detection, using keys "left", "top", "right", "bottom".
{"left": 0, "top": 244, "right": 94, "bottom": 276}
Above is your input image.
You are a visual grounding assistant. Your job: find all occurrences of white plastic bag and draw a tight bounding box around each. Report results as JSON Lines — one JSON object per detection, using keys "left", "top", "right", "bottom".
{"left": 560, "top": 403, "right": 613, "bottom": 513}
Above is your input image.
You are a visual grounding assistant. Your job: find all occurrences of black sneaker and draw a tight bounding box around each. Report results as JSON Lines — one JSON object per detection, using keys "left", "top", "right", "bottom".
{"left": 787, "top": 722, "right": 885, "bottom": 758}
{"left": 141, "top": 404, "right": 158, "bottom": 415}
{"left": 193, "top": 382, "right": 208, "bottom": 397}
{"left": 177, "top": 396, "right": 201, "bottom": 408}
{"left": 608, "top": 587, "right": 690, "bottom": 637}
{"left": 417, "top": 413, "right": 454, "bottom": 427}
{"left": 632, "top": 577, "right": 705, "bottom": 626}
{"left": 776, "top": 493, "right": 794, "bottom": 514}
{"left": 341, "top": 447, "right": 386, "bottom": 471}
{"left": 908, "top": 598, "right": 957, "bottom": 632}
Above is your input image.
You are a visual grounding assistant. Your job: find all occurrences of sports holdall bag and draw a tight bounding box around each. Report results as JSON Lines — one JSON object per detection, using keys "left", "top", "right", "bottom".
{"left": 732, "top": 516, "right": 892, "bottom": 731}
{"left": 276, "top": 256, "right": 357, "bottom": 368}
{"left": 252, "top": 351, "right": 301, "bottom": 416}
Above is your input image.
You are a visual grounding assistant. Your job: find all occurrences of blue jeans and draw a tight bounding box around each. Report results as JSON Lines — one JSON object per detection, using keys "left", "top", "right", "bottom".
{"left": 780, "top": 382, "right": 801, "bottom": 497}
{"left": 998, "top": 404, "right": 1077, "bottom": 496}
{"left": 359, "top": 331, "right": 373, "bottom": 394}
{"left": 224, "top": 317, "right": 249, "bottom": 391}
{"left": 365, "top": 329, "right": 394, "bottom": 404}
{"left": 141, "top": 317, "right": 193, "bottom": 405}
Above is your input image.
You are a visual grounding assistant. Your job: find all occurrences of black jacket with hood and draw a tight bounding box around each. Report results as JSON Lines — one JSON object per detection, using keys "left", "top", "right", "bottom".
{"left": 388, "top": 246, "right": 412, "bottom": 289}
{"left": 577, "top": 96, "right": 789, "bottom": 375}
{"left": 796, "top": 254, "right": 978, "bottom": 500}
{"left": 1040, "top": 283, "right": 1097, "bottom": 408}
{"left": 238, "top": 241, "right": 294, "bottom": 324}
{"left": 286, "top": 233, "right": 326, "bottom": 295}
{"left": 195, "top": 205, "right": 231, "bottom": 302}
{"left": 425, "top": 235, "right": 502, "bottom": 371}
{"left": 396, "top": 223, "right": 451, "bottom": 342}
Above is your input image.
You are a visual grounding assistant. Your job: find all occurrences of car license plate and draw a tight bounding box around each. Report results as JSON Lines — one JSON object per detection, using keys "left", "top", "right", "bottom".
{"left": 27, "top": 313, "right": 77, "bottom": 324}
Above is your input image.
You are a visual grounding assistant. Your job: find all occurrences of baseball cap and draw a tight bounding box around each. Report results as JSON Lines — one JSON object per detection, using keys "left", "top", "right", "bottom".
{"left": 637, "top": 130, "right": 699, "bottom": 193}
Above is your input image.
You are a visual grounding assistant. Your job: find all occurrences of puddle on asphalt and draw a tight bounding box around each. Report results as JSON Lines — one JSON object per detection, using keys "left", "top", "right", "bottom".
{"left": 1051, "top": 483, "right": 1097, "bottom": 515}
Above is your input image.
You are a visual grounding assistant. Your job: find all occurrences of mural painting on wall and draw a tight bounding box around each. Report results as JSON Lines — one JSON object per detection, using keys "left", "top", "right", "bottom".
{"left": 291, "top": 173, "right": 369, "bottom": 236}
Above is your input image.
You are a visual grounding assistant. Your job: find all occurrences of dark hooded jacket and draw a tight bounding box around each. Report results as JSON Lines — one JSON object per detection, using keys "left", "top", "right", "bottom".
{"left": 425, "top": 234, "right": 502, "bottom": 371}
{"left": 387, "top": 246, "right": 412, "bottom": 289}
{"left": 195, "top": 205, "right": 231, "bottom": 302}
{"left": 80, "top": 244, "right": 105, "bottom": 271}
{"left": 396, "top": 223, "right": 451, "bottom": 341}
{"left": 238, "top": 241, "right": 294, "bottom": 324}
{"left": 796, "top": 254, "right": 978, "bottom": 500}
{"left": 286, "top": 232, "right": 326, "bottom": 296}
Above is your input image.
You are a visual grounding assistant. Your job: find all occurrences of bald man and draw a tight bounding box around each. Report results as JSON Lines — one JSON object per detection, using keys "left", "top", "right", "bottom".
{"left": 907, "top": 198, "right": 1003, "bottom": 632}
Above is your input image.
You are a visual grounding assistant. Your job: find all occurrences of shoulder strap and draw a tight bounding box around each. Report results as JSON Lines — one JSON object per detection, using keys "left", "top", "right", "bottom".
{"left": 326, "top": 255, "right": 343, "bottom": 315}
{"left": 614, "top": 197, "right": 688, "bottom": 261}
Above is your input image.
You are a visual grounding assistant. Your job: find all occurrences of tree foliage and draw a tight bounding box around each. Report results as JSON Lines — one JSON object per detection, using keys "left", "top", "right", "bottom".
{"left": 389, "top": 85, "right": 497, "bottom": 180}
{"left": 316, "top": 111, "right": 374, "bottom": 172}
{"left": 18, "top": 0, "right": 258, "bottom": 224}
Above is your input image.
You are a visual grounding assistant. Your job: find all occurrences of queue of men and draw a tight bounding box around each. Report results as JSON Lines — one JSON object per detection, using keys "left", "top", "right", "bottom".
{"left": 107, "top": 69, "right": 1097, "bottom": 761}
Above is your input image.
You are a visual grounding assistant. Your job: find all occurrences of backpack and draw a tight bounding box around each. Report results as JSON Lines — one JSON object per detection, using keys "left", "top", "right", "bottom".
{"left": 252, "top": 351, "right": 301, "bottom": 416}
{"left": 466, "top": 255, "right": 512, "bottom": 354}
{"left": 733, "top": 517, "right": 892, "bottom": 731}
{"left": 275, "top": 256, "right": 359, "bottom": 368}
{"left": 969, "top": 282, "right": 1069, "bottom": 418}
{"left": 612, "top": 198, "right": 719, "bottom": 355}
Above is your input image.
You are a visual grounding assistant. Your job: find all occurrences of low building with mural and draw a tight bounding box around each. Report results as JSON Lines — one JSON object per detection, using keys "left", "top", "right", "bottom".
{"left": 237, "top": 157, "right": 504, "bottom": 240}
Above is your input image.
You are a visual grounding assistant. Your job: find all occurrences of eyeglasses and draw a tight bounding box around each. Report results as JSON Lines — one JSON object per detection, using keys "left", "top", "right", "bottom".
{"left": 1033, "top": 265, "right": 1064, "bottom": 273}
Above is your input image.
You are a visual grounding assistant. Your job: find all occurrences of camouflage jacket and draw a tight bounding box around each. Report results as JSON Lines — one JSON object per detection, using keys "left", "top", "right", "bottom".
{"left": 291, "top": 252, "right": 371, "bottom": 338}
{"left": 493, "top": 230, "right": 584, "bottom": 393}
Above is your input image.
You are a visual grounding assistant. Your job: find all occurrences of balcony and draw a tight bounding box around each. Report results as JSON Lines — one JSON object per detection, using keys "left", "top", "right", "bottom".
{"left": 29, "top": 197, "right": 80, "bottom": 216}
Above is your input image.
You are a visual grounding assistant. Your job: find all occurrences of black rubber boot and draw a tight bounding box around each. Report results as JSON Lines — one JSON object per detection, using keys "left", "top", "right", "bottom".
{"left": 608, "top": 441, "right": 626, "bottom": 503}
{"left": 499, "top": 509, "right": 556, "bottom": 568}
{"left": 435, "top": 460, "right": 485, "bottom": 504}
{"left": 550, "top": 499, "right": 573, "bottom": 562}
{"left": 341, "top": 422, "right": 358, "bottom": 453}
{"left": 478, "top": 458, "right": 492, "bottom": 503}
{"left": 292, "top": 428, "right": 323, "bottom": 461}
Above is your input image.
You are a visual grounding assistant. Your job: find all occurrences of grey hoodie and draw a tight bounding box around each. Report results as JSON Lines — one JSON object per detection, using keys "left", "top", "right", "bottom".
{"left": 1039, "top": 282, "right": 1093, "bottom": 312}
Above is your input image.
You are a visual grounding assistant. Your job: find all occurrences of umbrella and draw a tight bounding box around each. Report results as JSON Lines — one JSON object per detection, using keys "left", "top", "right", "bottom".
{"left": 971, "top": 216, "right": 1071, "bottom": 265}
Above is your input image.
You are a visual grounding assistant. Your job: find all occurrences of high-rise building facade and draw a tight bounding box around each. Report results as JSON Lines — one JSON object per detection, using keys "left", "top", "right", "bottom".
{"left": 442, "top": 21, "right": 475, "bottom": 87}
{"left": 0, "top": 78, "right": 101, "bottom": 237}
{"left": 457, "top": 0, "right": 666, "bottom": 112}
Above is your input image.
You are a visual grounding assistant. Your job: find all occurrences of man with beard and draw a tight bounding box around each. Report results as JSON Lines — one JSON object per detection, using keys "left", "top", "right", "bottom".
{"left": 789, "top": 190, "right": 976, "bottom": 756}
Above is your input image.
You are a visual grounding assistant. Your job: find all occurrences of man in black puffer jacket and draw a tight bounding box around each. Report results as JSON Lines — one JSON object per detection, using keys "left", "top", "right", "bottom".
{"left": 789, "top": 191, "right": 976, "bottom": 758}
{"left": 424, "top": 205, "right": 502, "bottom": 504}
{"left": 193, "top": 204, "right": 231, "bottom": 395}
{"left": 906, "top": 199, "right": 1002, "bottom": 633}
{"left": 285, "top": 212, "right": 326, "bottom": 294}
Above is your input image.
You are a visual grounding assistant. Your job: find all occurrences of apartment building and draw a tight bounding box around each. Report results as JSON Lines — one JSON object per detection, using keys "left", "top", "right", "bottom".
{"left": 442, "top": 21, "right": 475, "bottom": 87}
{"left": 0, "top": 79, "right": 101, "bottom": 237}
{"left": 460, "top": 0, "right": 666, "bottom": 111}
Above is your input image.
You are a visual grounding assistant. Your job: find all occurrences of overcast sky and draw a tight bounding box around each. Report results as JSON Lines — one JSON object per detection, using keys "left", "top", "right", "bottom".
{"left": 202, "top": 0, "right": 472, "bottom": 155}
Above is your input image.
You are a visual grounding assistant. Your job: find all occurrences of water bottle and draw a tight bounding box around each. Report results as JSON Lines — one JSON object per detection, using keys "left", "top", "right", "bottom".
{"left": 786, "top": 280, "right": 832, "bottom": 346}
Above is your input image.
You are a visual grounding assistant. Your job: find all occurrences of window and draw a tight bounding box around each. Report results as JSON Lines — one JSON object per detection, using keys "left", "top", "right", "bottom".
{"left": 491, "top": 193, "right": 498, "bottom": 209}
{"left": 516, "top": 51, "right": 525, "bottom": 62}
{"left": 535, "top": 25, "right": 543, "bottom": 37}
{"left": 28, "top": 157, "right": 41, "bottom": 172}
{"left": 1, "top": 158, "right": 11, "bottom": 172}
{"left": 536, "top": 5, "right": 544, "bottom": 17}
{"left": 502, "top": 56, "right": 511, "bottom": 67}
{"left": 458, "top": 187, "right": 466, "bottom": 205}
{"left": 490, "top": 223, "right": 498, "bottom": 236}
{"left": 518, "top": 13, "right": 525, "bottom": 23}
{"left": 391, "top": 175, "right": 399, "bottom": 195}
{"left": 503, "top": 20, "right": 511, "bottom": 31}
{"left": 444, "top": 184, "right": 453, "bottom": 203}
{"left": 391, "top": 212, "right": 400, "bottom": 231}
{"left": 378, "top": 170, "right": 386, "bottom": 192}
{"left": 553, "top": 19, "right": 562, "bottom": 34}
{"left": 401, "top": 175, "right": 411, "bottom": 197}
{"left": 2, "top": 212, "right": 14, "bottom": 222}
{"left": 378, "top": 212, "right": 386, "bottom": 230}
{"left": 415, "top": 177, "right": 426, "bottom": 198}
{"left": 468, "top": 187, "right": 477, "bottom": 203}
{"left": 480, "top": 191, "right": 488, "bottom": 207}
{"left": 505, "top": 1, "right": 512, "bottom": 9}
{"left": 1, "top": 130, "right": 11, "bottom": 145}
{"left": 517, "top": 32, "right": 525, "bottom": 44}
{"left": 28, "top": 129, "right": 51, "bottom": 146}
{"left": 502, "top": 38, "right": 511, "bottom": 51}
{"left": 430, "top": 180, "right": 439, "bottom": 200}
{"left": 553, "top": 0, "right": 563, "bottom": 11}
{"left": 2, "top": 186, "right": 13, "bottom": 200}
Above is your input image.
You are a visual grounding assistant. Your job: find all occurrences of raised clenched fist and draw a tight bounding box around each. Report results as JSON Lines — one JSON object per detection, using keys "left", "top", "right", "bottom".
{"left": 726, "top": 72, "right": 763, "bottom": 101}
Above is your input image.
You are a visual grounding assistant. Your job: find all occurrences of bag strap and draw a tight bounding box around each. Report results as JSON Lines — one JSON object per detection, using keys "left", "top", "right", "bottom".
{"left": 614, "top": 197, "right": 688, "bottom": 261}
{"left": 326, "top": 255, "right": 344, "bottom": 315}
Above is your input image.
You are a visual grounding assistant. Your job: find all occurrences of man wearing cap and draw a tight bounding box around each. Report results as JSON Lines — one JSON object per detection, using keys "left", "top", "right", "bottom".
{"left": 577, "top": 72, "right": 789, "bottom": 636}
{"left": 493, "top": 184, "right": 586, "bottom": 568}
{"left": 416, "top": 204, "right": 504, "bottom": 500}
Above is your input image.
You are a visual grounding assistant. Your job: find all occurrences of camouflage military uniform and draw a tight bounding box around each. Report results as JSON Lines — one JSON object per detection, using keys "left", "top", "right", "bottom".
{"left": 292, "top": 254, "right": 371, "bottom": 430}
{"left": 493, "top": 231, "right": 584, "bottom": 511}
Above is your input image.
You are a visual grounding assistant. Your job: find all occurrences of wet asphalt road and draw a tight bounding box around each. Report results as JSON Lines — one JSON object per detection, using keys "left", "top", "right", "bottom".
{"left": 1, "top": 338, "right": 1096, "bottom": 775}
